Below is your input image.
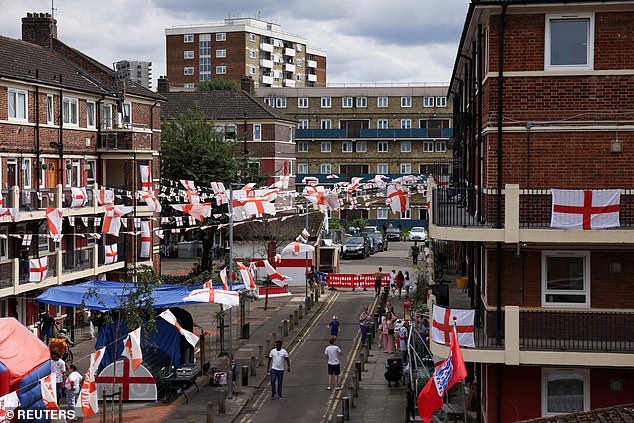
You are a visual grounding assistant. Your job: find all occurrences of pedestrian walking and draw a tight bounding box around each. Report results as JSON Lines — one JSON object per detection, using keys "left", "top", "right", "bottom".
{"left": 411, "top": 242, "right": 420, "bottom": 265}
{"left": 396, "top": 270, "right": 405, "bottom": 299}
{"left": 404, "top": 271, "right": 412, "bottom": 297}
{"left": 267, "top": 340, "right": 290, "bottom": 399}
{"left": 381, "top": 312, "right": 396, "bottom": 354}
{"left": 389, "top": 270, "right": 396, "bottom": 297}
{"left": 328, "top": 315, "right": 340, "bottom": 340}
{"left": 64, "top": 364, "right": 82, "bottom": 416}
{"left": 374, "top": 267, "right": 383, "bottom": 297}
{"left": 324, "top": 337, "right": 342, "bottom": 391}
{"left": 359, "top": 306, "right": 371, "bottom": 346}
{"left": 398, "top": 321, "right": 410, "bottom": 363}
{"left": 50, "top": 350, "right": 66, "bottom": 401}
{"left": 231, "top": 356, "right": 240, "bottom": 396}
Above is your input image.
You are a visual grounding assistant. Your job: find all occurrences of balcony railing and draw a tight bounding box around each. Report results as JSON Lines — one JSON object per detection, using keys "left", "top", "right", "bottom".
{"left": 432, "top": 187, "right": 498, "bottom": 228}
{"left": 296, "top": 128, "right": 454, "bottom": 139}
{"left": 18, "top": 253, "right": 57, "bottom": 284}
{"left": 0, "top": 262, "right": 12, "bottom": 289}
{"left": 62, "top": 188, "right": 94, "bottom": 208}
{"left": 62, "top": 247, "right": 94, "bottom": 274}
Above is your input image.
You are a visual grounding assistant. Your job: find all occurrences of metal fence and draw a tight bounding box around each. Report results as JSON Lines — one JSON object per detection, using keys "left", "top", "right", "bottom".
{"left": 62, "top": 248, "right": 94, "bottom": 274}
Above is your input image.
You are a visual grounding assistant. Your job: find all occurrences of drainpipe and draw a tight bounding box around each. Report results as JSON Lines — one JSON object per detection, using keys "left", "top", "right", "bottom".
{"left": 35, "top": 81, "right": 40, "bottom": 194}
{"left": 477, "top": 24, "right": 484, "bottom": 224}
{"left": 150, "top": 100, "right": 158, "bottom": 152}
{"left": 96, "top": 95, "right": 106, "bottom": 186}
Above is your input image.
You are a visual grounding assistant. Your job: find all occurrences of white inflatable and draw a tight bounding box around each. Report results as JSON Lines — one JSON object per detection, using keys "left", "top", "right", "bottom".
{"left": 95, "top": 360, "right": 157, "bottom": 401}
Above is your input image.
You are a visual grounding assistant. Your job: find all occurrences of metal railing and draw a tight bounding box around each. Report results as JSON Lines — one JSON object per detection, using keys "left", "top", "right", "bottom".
{"left": 432, "top": 187, "right": 497, "bottom": 228}
{"left": 98, "top": 243, "right": 126, "bottom": 266}
{"left": 0, "top": 261, "right": 12, "bottom": 289}
{"left": 62, "top": 248, "right": 94, "bottom": 274}
{"left": 19, "top": 253, "right": 57, "bottom": 284}
{"left": 62, "top": 187, "right": 94, "bottom": 208}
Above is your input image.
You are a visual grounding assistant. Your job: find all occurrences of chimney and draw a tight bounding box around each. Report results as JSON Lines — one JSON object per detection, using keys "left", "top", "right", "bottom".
{"left": 241, "top": 76, "right": 255, "bottom": 94}
{"left": 157, "top": 76, "right": 170, "bottom": 93}
{"left": 22, "top": 12, "right": 57, "bottom": 47}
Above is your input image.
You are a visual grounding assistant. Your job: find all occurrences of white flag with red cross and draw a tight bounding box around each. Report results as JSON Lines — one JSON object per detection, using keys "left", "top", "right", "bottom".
{"left": 219, "top": 269, "right": 229, "bottom": 290}
{"left": 102, "top": 206, "right": 134, "bottom": 236}
{"left": 281, "top": 241, "right": 315, "bottom": 256}
{"left": 232, "top": 197, "right": 276, "bottom": 219}
{"left": 159, "top": 309, "right": 199, "bottom": 347}
{"left": 269, "top": 175, "right": 290, "bottom": 189}
{"left": 0, "top": 391, "right": 19, "bottom": 421}
{"left": 551, "top": 188, "right": 621, "bottom": 230}
{"left": 180, "top": 180, "right": 200, "bottom": 204}
{"left": 139, "top": 165, "right": 153, "bottom": 192}
{"left": 171, "top": 203, "right": 212, "bottom": 222}
{"left": 386, "top": 185, "right": 410, "bottom": 213}
{"left": 347, "top": 177, "right": 363, "bottom": 193}
{"left": 431, "top": 304, "right": 475, "bottom": 348}
{"left": 70, "top": 187, "right": 88, "bottom": 208}
{"left": 122, "top": 327, "right": 143, "bottom": 371}
{"left": 140, "top": 221, "right": 151, "bottom": 258}
{"left": 210, "top": 182, "right": 228, "bottom": 205}
{"left": 139, "top": 190, "right": 162, "bottom": 213}
{"left": 80, "top": 347, "right": 106, "bottom": 418}
{"left": 183, "top": 285, "right": 240, "bottom": 308}
{"left": 46, "top": 208, "right": 63, "bottom": 238}
{"left": 29, "top": 256, "right": 48, "bottom": 282}
{"left": 263, "top": 259, "right": 290, "bottom": 287}
{"left": 93, "top": 188, "right": 115, "bottom": 206}
{"left": 237, "top": 262, "right": 257, "bottom": 290}
{"left": 104, "top": 244, "right": 118, "bottom": 264}
{"left": 40, "top": 373, "right": 60, "bottom": 410}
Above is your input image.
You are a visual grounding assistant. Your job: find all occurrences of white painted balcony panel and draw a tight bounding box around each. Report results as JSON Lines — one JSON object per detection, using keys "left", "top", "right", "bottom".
{"left": 260, "top": 43, "right": 273, "bottom": 52}
{"left": 307, "top": 74, "right": 317, "bottom": 82}
{"left": 260, "top": 59, "right": 273, "bottom": 68}
{"left": 284, "top": 63, "right": 296, "bottom": 73}
{"left": 284, "top": 48, "right": 296, "bottom": 57}
{"left": 307, "top": 60, "right": 317, "bottom": 68}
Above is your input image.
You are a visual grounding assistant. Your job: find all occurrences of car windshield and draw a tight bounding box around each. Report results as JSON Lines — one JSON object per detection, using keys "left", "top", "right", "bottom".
{"left": 362, "top": 227, "right": 377, "bottom": 233}
{"left": 387, "top": 228, "right": 399, "bottom": 233}
{"left": 347, "top": 237, "right": 364, "bottom": 245}
{"left": 369, "top": 234, "right": 381, "bottom": 240}
{"left": 411, "top": 227, "right": 425, "bottom": 232}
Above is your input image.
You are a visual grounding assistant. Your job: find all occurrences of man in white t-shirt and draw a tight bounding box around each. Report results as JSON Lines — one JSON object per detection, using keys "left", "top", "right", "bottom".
{"left": 267, "top": 340, "right": 290, "bottom": 400}
{"left": 324, "top": 337, "right": 342, "bottom": 391}
{"left": 50, "top": 350, "right": 66, "bottom": 401}
{"left": 64, "top": 363, "right": 83, "bottom": 414}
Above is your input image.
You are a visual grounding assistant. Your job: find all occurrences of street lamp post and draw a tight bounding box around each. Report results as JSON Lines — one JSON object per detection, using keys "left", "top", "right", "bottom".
{"left": 304, "top": 196, "right": 310, "bottom": 314}
{"left": 227, "top": 183, "right": 235, "bottom": 399}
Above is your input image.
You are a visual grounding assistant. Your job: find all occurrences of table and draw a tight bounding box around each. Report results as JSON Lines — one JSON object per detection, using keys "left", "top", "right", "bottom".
{"left": 163, "top": 371, "right": 200, "bottom": 403}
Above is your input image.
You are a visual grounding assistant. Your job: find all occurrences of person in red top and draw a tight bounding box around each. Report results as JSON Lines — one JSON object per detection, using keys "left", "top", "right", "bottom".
{"left": 395, "top": 270, "right": 405, "bottom": 299}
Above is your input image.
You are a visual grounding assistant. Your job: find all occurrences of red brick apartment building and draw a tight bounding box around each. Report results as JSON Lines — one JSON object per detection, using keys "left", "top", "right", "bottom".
{"left": 165, "top": 17, "right": 326, "bottom": 90}
{"left": 428, "top": 1, "right": 634, "bottom": 421}
{"left": 0, "top": 13, "right": 163, "bottom": 327}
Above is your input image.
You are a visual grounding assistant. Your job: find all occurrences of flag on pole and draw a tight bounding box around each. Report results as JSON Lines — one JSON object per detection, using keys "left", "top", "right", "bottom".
{"left": 551, "top": 188, "right": 620, "bottom": 230}
{"left": 80, "top": 347, "right": 106, "bottom": 419}
{"left": 183, "top": 286, "right": 240, "bottom": 308}
{"left": 219, "top": 268, "right": 229, "bottom": 290}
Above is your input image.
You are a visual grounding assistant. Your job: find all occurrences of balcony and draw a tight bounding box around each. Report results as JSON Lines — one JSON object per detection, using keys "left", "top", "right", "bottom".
{"left": 261, "top": 75, "right": 274, "bottom": 85}
{"left": 260, "top": 43, "right": 273, "bottom": 52}
{"left": 307, "top": 74, "right": 317, "bottom": 82}
{"left": 307, "top": 59, "right": 317, "bottom": 68}
{"left": 99, "top": 130, "right": 153, "bottom": 151}
{"left": 295, "top": 173, "right": 426, "bottom": 184}
{"left": 429, "top": 185, "right": 634, "bottom": 244}
{"left": 283, "top": 79, "right": 296, "bottom": 88}
{"left": 260, "top": 59, "right": 273, "bottom": 69}
{"left": 295, "top": 128, "right": 347, "bottom": 138}
{"left": 284, "top": 63, "right": 295, "bottom": 73}
{"left": 295, "top": 128, "right": 454, "bottom": 139}
{"left": 284, "top": 48, "right": 295, "bottom": 57}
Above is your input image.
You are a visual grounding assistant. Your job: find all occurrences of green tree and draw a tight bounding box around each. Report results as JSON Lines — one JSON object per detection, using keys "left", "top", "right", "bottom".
{"left": 197, "top": 77, "right": 240, "bottom": 92}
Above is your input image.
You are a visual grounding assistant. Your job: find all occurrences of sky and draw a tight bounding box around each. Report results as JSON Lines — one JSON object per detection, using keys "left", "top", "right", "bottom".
{"left": 0, "top": 0, "right": 470, "bottom": 89}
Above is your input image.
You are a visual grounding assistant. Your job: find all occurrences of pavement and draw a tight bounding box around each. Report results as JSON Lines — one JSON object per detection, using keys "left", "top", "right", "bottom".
{"left": 70, "top": 241, "right": 424, "bottom": 422}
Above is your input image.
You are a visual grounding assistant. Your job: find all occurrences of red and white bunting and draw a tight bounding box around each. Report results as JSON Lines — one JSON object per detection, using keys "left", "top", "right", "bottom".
{"left": 551, "top": 189, "right": 621, "bottom": 230}
{"left": 281, "top": 241, "right": 315, "bottom": 256}
{"left": 139, "top": 165, "right": 153, "bottom": 192}
{"left": 159, "top": 309, "right": 199, "bottom": 347}
{"left": 29, "top": 256, "right": 48, "bottom": 282}
{"left": 70, "top": 187, "right": 88, "bottom": 208}
{"left": 171, "top": 203, "right": 212, "bottom": 222}
{"left": 210, "top": 181, "right": 228, "bottom": 205}
{"left": 94, "top": 188, "right": 115, "bottom": 206}
{"left": 22, "top": 234, "right": 32, "bottom": 246}
{"left": 104, "top": 244, "right": 118, "bottom": 264}
{"left": 269, "top": 175, "right": 290, "bottom": 189}
{"left": 386, "top": 185, "right": 410, "bottom": 213}
{"left": 180, "top": 180, "right": 200, "bottom": 204}
{"left": 40, "top": 373, "right": 59, "bottom": 411}
{"left": 219, "top": 268, "right": 229, "bottom": 290}
{"left": 140, "top": 191, "right": 162, "bottom": 213}
{"left": 302, "top": 176, "right": 319, "bottom": 186}
{"left": 347, "top": 177, "right": 363, "bottom": 193}
{"left": 122, "top": 327, "right": 143, "bottom": 371}
{"left": 237, "top": 262, "right": 257, "bottom": 290}
{"left": 140, "top": 221, "right": 151, "bottom": 258}
{"left": 46, "top": 208, "right": 63, "bottom": 237}
{"left": 263, "top": 259, "right": 290, "bottom": 287}
{"left": 80, "top": 347, "right": 106, "bottom": 418}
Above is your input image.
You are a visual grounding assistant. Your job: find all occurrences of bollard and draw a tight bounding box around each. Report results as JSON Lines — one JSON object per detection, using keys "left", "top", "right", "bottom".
{"left": 342, "top": 396, "right": 350, "bottom": 420}
{"left": 315, "top": 289, "right": 319, "bottom": 302}
{"left": 293, "top": 310, "right": 299, "bottom": 326}
{"left": 279, "top": 324, "right": 284, "bottom": 340}
{"left": 355, "top": 361, "right": 362, "bottom": 382}
{"left": 336, "top": 414, "right": 344, "bottom": 423}
{"left": 241, "top": 365, "right": 249, "bottom": 386}
{"left": 265, "top": 339, "right": 271, "bottom": 355}
{"left": 206, "top": 401, "right": 214, "bottom": 423}
{"left": 288, "top": 314, "right": 294, "bottom": 331}
{"left": 218, "top": 391, "right": 226, "bottom": 414}
{"left": 364, "top": 344, "right": 370, "bottom": 362}
{"left": 360, "top": 353, "right": 365, "bottom": 371}
{"left": 368, "top": 331, "right": 373, "bottom": 349}
{"left": 258, "top": 345, "right": 264, "bottom": 366}
{"left": 348, "top": 386, "right": 355, "bottom": 408}
{"left": 298, "top": 305, "right": 303, "bottom": 320}
{"left": 310, "top": 293, "right": 315, "bottom": 306}
{"left": 321, "top": 283, "right": 325, "bottom": 294}
{"left": 283, "top": 319, "right": 289, "bottom": 337}
{"left": 251, "top": 357, "right": 257, "bottom": 376}
{"left": 352, "top": 373, "right": 359, "bottom": 397}
{"left": 305, "top": 296, "right": 311, "bottom": 313}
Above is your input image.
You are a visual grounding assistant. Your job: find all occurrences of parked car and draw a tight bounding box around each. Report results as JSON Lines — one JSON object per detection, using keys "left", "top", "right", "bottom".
{"left": 367, "top": 233, "right": 387, "bottom": 252}
{"left": 407, "top": 227, "right": 427, "bottom": 241}
{"left": 342, "top": 236, "right": 370, "bottom": 259}
{"left": 367, "top": 236, "right": 379, "bottom": 254}
{"left": 385, "top": 228, "right": 403, "bottom": 241}
{"left": 361, "top": 226, "right": 381, "bottom": 234}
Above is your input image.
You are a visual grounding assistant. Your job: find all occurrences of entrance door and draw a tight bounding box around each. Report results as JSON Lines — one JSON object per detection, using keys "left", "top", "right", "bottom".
{"left": 6, "top": 159, "right": 18, "bottom": 188}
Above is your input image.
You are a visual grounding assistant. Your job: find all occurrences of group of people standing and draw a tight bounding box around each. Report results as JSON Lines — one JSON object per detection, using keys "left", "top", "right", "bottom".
{"left": 373, "top": 268, "right": 412, "bottom": 299}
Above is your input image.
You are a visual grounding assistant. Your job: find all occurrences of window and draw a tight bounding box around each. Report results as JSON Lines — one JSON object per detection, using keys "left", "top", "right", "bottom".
{"left": 183, "top": 34, "right": 194, "bottom": 43}
{"left": 249, "top": 50, "right": 257, "bottom": 59}
{"left": 401, "top": 141, "right": 412, "bottom": 152}
{"left": 296, "top": 59, "right": 303, "bottom": 67}
{"left": 8, "top": 89, "right": 27, "bottom": 121}
{"left": 264, "top": 98, "right": 273, "bottom": 106}
{"left": 377, "top": 142, "right": 388, "bottom": 153}
{"left": 342, "top": 141, "right": 353, "bottom": 153}
{"left": 184, "top": 83, "right": 194, "bottom": 89}
{"left": 423, "top": 96, "right": 435, "bottom": 107}
{"left": 400, "top": 163, "right": 412, "bottom": 174}
{"left": 320, "top": 164, "right": 332, "bottom": 174}
{"left": 86, "top": 159, "right": 96, "bottom": 184}
{"left": 122, "top": 101, "right": 132, "bottom": 126}
{"left": 184, "top": 50, "right": 194, "bottom": 59}
{"left": 401, "top": 96, "right": 412, "bottom": 107}
{"left": 377, "top": 97, "right": 388, "bottom": 108}
{"left": 435, "top": 141, "right": 447, "bottom": 152}
{"left": 298, "top": 163, "right": 309, "bottom": 174}
{"left": 546, "top": 15, "right": 594, "bottom": 70}
{"left": 216, "top": 66, "right": 226, "bottom": 74}
{"left": 298, "top": 97, "right": 309, "bottom": 108}
{"left": 321, "top": 142, "right": 331, "bottom": 153}
{"left": 249, "top": 33, "right": 256, "bottom": 42}
{"left": 184, "top": 67, "right": 194, "bottom": 75}
{"left": 46, "top": 95, "right": 54, "bottom": 124}
{"left": 356, "top": 141, "right": 367, "bottom": 153}
{"left": 298, "top": 142, "right": 308, "bottom": 152}
{"left": 377, "top": 119, "right": 389, "bottom": 129}
{"left": 22, "top": 158, "right": 32, "bottom": 189}
{"left": 542, "top": 251, "right": 590, "bottom": 306}
{"left": 377, "top": 163, "right": 388, "bottom": 174}
{"left": 400, "top": 119, "right": 412, "bottom": 129}
{"left": 320, "top": 119, "right": 332, "bottom": 129}
{"left": 62, "top": 97, "right": 78, "bottom": 125}
{"left": 253, "top": 124, "right": 262, "bottom": 141}
{"left": 401, "top": 210, "right": 411, "bottom": 219}
{"left": 216, "top": 32, "right": 226, "bottom": 41}
{"left": 103, "top": 104, "right": 113, "bottom": 129}
{"left": 377, "top": 208, "right": 389, "bottom": 220}
{"left": 86, "top": 101, "right": 96, "bottom": 128}
{"left": 542, "top": 369, "right": 589, "bottom": 416}
{"left": 249, "top": 66, "right": 256, "bottom": 75}
{"left": 356, "top": 97, "right": 367, "bottom": 108}
{"left": 436, "top": 96, "right": 447, "bottom": 107}
{"left": 298, "top": 119, "right": 309, "bottom": 129}
{"left": 342, "top": 97, "right": 353, "bottom": 108}
{"left": 423, "top": 141, "right": 434, "bottom": 152}
{"left": 0, "top": 227, "right": 7, "bottom": 260}
{"left": 321, "top": 97, "right": 332, "bottom": 108}
{"left": 275, "top": 97, "right": 287, "bottom": 108}
{"left": 216, "top": 49, "right": 226, "bottom": 58}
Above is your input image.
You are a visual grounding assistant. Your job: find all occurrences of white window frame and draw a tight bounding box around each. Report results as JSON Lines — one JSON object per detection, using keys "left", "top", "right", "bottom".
{"left": 62, "top": 97, "right": 78, "bottom": 126}
{"left": 376, "top": 208, "right": 389, "bottom": 220}
{"left": 298, "top": 163, "right": 309, "bottom": 174}
{"left": 183, "top": 34, "right": 194, "bottom": 43}
{"left": 86, "top": 101, "right": 96, "bottom": 128}
{"left": 435, "top": 141, "right": 447, "bottom": 152}
{"left": 321, "top": 97, "right": 332, "bottom": 108}
{"left": 321, "top": 141, "right": 331, "bottom": 153}
{"left": 401, "top": 141, "right": 412, "bottom": 153}
{"left": 216, "top": 49, "right": 226, "bottom": 58}
{"left": 377, "top": 141, "right": 388, "bottom": 153}
{"left": 356, "top": 141, "right": 367, "bottom": 153}
{"left": 545, "top": 14, "right": 594, "bottom": 71}
{"left": 541, "top": 368, "right": 590, "bottom": 417}
{"left": 298, "top": 97, "right": 309, "bottom": 108}
{"left": 377, "top": 163, "right": 388, "bottom": 174}
{"left": 296, "top": 59, "right": 303, "bottom": 67}
{"left": 298, "top": 142, "right": 308, "bottom": 152}
{"left": 249, "top": 66, "right": 256, "bottom": 75}
{"left": 184, "top": 67, "right": 194, "bottom": 76}
{"left": 275, "top": 97, "right": 287, "bottom": 108}
{"left": 320, "top": 163, "right": 332, "bottom": 174}
{"left": 22, "top": 158, "right": 32, "bottom": 189}
{"left": 249, "top": 33, "right": 257, "bottom": 42}
{"left": 216, "top": 32, "right": 227, "bottom": 41}
{"left": 298, "top": 119, "right": 309, "bottom": 129}
{"left": 401, "top": 96, "right": 412, "bottom": 108}
{"left": 377, "top": 97, "right": 388, "bottom": 108}
{"left": 423, "top": 96, "right": 435, "bottom": 107}
{"left": 46, "top": 94, "right": 54, "bottom": 125}
{"left": 320, "top": 119, "right": 332, "bottom": 129}
{"left": 122, "top": 101, "right": 132, "bottom": 126}
{"left": 400, "top": 119, "right": 412, "bottom": 129}
{"left": 184, "top": 50, "right": 194, "bottom": 59}
{"left": 423, "top": 141, "right": 435, "bottom": 152}
{"left": 342, "top": 97, "right": 353, "bottom": 108}
{"left": 401, "top": 210, "right": 411, "bottom": 220}
{"left": 342, "top": 141, "right": 353, "bottom": 153}
{"left": 86, "top": 159, "right": 97, "bottom": 184}
{"left": 8, "top": 89, "right": 28, "bottom": 122}
{"left": 436, "top": 96, "right": 447, "bottom": 107}
{"left": 216, "top": 66, "right": 227, "bottom": 75}
{"left": 541, "top": 251, "right": 590, "bottom": 307}
{"left": 253, "top": 123, "right": 262, "bottom": 141}
{"left": 184, "top": 83, "right": 195, "bottom": 89}
{"left": 356, "top": 97, "right": 367, "bottom": 108}
{"left": 249, "top": 50, "right": 257, "bottom": 59}
{"left": 264, "top": 98, "right": 273, "bottom": 107}
{"left": 400, "top": 163, "right": 412, "bottom": 174}
{"left": 377, "top": 119, "right": 389, "bottom": 129}
{"left": 103, "top": 103, "right": 113, "bottom": 129}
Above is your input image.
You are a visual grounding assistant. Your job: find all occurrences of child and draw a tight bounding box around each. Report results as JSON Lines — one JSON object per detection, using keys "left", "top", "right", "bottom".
{"left": 328, "top": 315, "right": 340, "bottom": 340}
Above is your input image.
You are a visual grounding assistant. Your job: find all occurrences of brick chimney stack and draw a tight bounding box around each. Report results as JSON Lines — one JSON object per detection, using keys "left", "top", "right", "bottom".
{"left": 22, "top": 12, "right": 57, "bottom": 47}
{"left": 241, "top": 76, "right": 255, "bottom": 94}
{"left": 157, "top": 76, "right": 170, "bottom": 93}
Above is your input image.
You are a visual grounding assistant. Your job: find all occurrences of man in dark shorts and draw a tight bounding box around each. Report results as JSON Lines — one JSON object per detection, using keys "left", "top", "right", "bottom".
{"left": 324, "top": 337, "right": 342, "bottom": 390}
{"left": 374, "top": 267, "right": 383, "bottom": 297}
